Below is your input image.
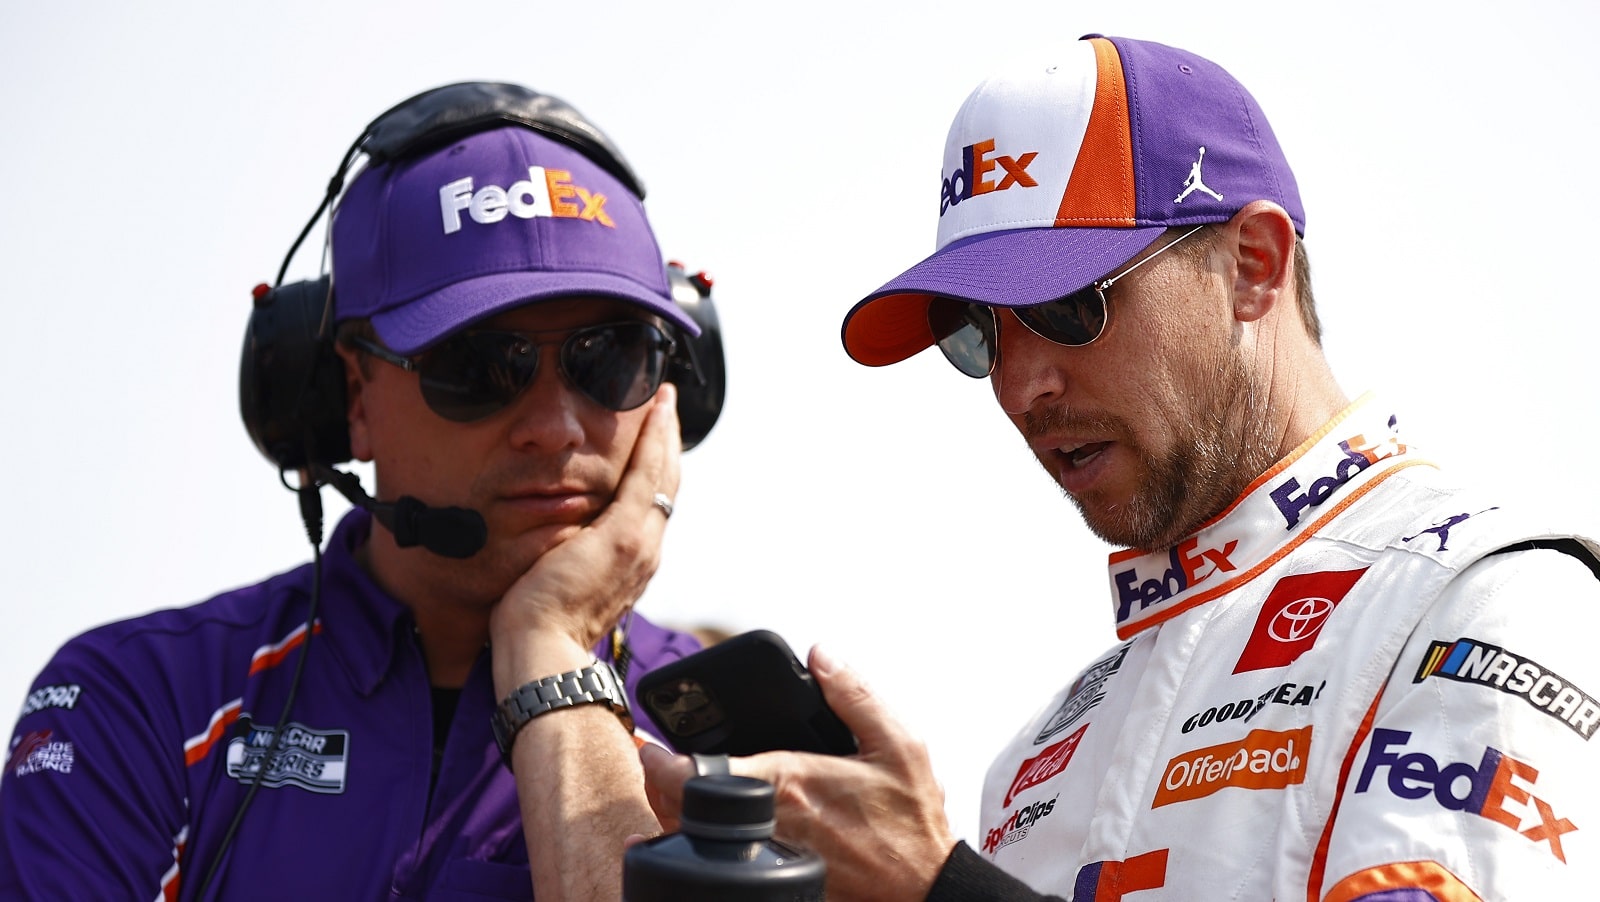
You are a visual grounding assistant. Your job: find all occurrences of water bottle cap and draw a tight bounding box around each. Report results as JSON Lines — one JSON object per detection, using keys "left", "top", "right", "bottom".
{"left": 679, "top": 774, "right": 777, "bottom": 841}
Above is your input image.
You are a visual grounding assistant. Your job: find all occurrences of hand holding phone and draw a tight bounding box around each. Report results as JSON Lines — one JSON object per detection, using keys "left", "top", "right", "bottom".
{"left": 637, "top": 630, "right": 858, "bottom": 757}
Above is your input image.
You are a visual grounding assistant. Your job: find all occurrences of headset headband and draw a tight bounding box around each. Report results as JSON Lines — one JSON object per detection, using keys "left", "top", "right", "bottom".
{"left": 360, "top": 82, "right": 645, "bottom": 195}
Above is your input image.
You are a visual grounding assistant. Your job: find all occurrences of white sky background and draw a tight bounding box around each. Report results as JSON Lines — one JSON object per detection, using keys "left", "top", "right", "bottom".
{"left": 3, "top": 0, "right": 1597, "bottom": 845}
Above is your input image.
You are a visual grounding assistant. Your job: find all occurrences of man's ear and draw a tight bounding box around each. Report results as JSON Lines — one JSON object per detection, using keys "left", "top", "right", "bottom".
{"left": 1227, "top": 200, "right": 1297, "bottom": 324}
{"left": 333, "top": 343, "right": 374, "bottom": 463}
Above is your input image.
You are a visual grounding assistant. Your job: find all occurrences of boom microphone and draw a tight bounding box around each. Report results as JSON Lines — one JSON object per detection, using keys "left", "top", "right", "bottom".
{"left": 383, "top": 496, "right": 489, "bottom": 559}
{"left": 313, "top": 466, "right": 488, "bottom": 559}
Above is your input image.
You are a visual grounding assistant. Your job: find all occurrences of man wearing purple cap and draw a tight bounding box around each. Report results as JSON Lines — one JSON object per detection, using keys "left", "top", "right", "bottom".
{"left": 642, "top": 35, "right": 1600, "bottom": 900}
{"left": 2, "top": 84, "right": 710, "bottom": 899}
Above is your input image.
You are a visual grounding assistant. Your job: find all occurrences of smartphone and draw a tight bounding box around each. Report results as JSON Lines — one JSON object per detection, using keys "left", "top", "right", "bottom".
{"left": 636, "top": 629, "right": 858, "bottom": 757}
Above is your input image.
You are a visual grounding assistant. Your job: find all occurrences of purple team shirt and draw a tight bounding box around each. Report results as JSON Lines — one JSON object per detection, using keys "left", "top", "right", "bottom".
{"left": 0, "top": 509, "right": 701, "bottom": 899}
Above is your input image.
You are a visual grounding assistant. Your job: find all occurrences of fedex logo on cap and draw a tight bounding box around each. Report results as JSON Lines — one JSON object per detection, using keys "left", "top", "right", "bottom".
{"left": 439, "top": 166, "right": 614, "bottom": 235}
{"left": 940, "top": 139, "right": 1039, "bottom": 215}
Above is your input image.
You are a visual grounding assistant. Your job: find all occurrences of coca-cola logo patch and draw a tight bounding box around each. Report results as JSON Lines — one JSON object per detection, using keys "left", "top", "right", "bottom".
{"left": 1005, "top": 724, "right": 1088, "bottom": 806}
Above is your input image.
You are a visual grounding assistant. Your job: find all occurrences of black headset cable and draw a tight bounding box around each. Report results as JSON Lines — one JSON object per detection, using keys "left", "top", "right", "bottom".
{"left": 193, "top": 478, "right": 326, "bottom": 899}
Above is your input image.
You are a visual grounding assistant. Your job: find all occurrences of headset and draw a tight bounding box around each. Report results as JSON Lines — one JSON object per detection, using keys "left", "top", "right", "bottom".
{"left": 241, "top": 81, "right": 725, "bottom": 469}
{"left": 238, "top": 80, "right": 726, "bottom": 553}
{"left": 206, "top": 82, "right": 726, "bottom": 897}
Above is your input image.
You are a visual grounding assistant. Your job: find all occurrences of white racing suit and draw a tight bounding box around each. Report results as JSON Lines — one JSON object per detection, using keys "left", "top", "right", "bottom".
{"left": 973, "top": 395, "right": 1600, "bottom": 900}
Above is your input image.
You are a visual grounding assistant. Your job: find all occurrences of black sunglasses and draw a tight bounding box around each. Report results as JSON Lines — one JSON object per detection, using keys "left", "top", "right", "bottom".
{"left": 926, "top": 226, "right": 1205, "bottom": 378}
{"left": 353, "top": 320, "right": 676, "bottom": 422}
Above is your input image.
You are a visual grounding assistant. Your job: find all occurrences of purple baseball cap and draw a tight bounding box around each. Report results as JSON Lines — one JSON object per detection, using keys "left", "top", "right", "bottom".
{"left": 332, "top": 124, "right": 696, "bottom": 355}
{"left": 841, "top": 34, "right": 1304, "bottom": 367}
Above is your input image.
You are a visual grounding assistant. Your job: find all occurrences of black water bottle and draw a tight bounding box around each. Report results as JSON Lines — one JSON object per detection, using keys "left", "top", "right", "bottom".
{"left": 623, "top": 774, "right": 826, "bottom": 900}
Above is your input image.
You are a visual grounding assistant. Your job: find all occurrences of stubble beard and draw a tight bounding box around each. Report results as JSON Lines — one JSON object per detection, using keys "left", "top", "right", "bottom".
{"left": 1046, "top": 347, "right": 1280, "bottom": 552}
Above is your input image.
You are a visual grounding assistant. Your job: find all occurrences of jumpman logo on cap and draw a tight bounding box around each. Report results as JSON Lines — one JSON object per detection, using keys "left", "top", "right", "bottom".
{"left": 1174, "top": 146, "right": 1224, "bottom": 204}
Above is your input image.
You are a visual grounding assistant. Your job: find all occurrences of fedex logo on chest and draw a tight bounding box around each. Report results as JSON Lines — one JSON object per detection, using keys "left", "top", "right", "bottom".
{"left": 439, "top": 167, "right": 614, "bottom": 234}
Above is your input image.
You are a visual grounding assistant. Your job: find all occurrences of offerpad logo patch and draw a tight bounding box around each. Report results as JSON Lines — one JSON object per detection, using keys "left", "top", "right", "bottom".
{"left": 1233, "top": 569, "right": 1366, "bottom": 674}
{"left": 1153, "top": 726, "right": 1310, "bottom": 808}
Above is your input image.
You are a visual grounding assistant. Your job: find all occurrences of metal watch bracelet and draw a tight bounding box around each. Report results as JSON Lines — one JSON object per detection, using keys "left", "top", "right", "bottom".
{"left": 490, "top": 661, "right": 634, "bottom": 766}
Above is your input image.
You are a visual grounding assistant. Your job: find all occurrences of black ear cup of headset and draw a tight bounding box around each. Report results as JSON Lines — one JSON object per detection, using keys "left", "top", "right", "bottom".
{"left": 666, "top": 263, "right": 726, "bottom": 452}
{"left": 238, "top": 81, "right": 726, "bottom": 475}
{"left": 239, "top": 276, "right": 349, "bottom": 472}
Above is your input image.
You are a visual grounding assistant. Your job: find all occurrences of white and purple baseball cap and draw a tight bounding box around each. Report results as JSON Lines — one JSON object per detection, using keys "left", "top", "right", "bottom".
{"left": 841, "top": 34, "right": 1304, "bottom": 367}
{"left": 332, "top": 124, "right": 696, "bottom": 355}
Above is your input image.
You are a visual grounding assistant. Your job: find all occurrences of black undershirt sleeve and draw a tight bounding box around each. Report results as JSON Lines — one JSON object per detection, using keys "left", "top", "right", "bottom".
{"left": 925, "top": 842, "right": 1069, "bottom": 902}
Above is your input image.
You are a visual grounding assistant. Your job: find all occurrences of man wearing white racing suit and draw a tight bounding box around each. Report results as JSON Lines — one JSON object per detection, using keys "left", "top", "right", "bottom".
{"left": 638, "top": 33, "right": 1600, "bottom": 901}
{"left": 975, "top": 394, "right": 1600, "bottom": 899}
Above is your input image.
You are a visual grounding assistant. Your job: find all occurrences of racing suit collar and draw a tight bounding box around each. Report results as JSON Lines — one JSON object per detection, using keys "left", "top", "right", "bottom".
{"left": 1104, "top": 393, "right": 1418, "bottom": 638}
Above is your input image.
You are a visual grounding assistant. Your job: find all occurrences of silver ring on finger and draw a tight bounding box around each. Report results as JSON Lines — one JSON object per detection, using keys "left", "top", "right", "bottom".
{"left": 652, "top": 492, "right": 675, "bottom": 519}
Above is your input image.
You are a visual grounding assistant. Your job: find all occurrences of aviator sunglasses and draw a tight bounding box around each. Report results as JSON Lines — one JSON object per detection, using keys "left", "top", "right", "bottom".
{"left": 353, "top": 320, "right": 676, "bottom": 422}
{"left": 927, "top": 225, "right": 1206, "bottom": 378}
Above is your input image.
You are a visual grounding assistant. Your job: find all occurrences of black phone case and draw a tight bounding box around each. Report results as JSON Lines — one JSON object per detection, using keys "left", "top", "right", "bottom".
{"left": 636, "top": 629, "right": 858, "bottom": 757}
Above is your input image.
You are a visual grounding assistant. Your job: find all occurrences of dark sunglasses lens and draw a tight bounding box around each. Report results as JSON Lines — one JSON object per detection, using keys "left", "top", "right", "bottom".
{"left": 928, "top": 298, "right": 996, "bottom": 378}
{"left": 418, "top": 333, "right": 539, "bottom": 422}
{"left": 1015, "top": 288, "right": 1106, "bottom": 347}
{"left": 562, "top": 322, "right": 671, "bottom": 411}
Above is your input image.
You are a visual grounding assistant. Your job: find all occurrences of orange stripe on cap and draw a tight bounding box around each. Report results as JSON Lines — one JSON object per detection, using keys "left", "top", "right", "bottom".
{"left": 1055, "top": 37, "right": 1138, "bottom": 227}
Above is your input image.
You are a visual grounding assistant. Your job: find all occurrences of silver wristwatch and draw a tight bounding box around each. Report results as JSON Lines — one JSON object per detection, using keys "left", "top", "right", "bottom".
{"left": 491, "top": 661, "right": 634, "bottom": 765}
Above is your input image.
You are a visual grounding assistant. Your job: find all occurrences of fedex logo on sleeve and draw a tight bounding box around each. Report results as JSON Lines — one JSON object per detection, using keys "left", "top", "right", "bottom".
{"left": 439, "top": 167, "right": 614, "bottom": 234}
{"left": 1355, "top": 728, "right": 1578, "bottom": 862}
